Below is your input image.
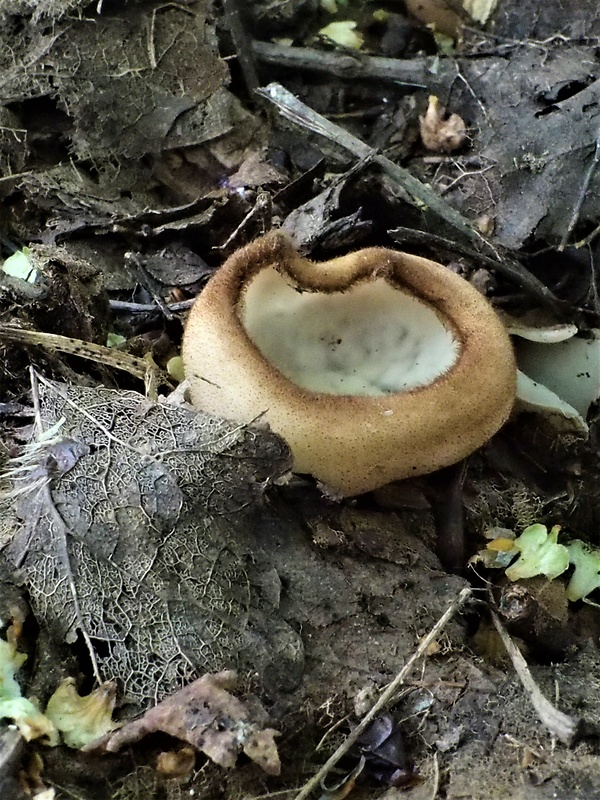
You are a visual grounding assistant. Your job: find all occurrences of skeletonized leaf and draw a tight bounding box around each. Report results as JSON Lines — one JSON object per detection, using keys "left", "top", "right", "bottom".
{"left": 2, "top": 379, "right": 297, "bottom": 706}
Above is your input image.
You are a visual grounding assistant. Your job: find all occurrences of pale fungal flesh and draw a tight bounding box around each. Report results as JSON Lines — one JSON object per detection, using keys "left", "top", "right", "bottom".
{"left": 182, "top": 231, "right": 517, "bottom": 496}
{"left": 504, "top": 315, "right": 600, "bottom": 433}
{"left": 242, "top": 268, "right": 460, "bottom": 396}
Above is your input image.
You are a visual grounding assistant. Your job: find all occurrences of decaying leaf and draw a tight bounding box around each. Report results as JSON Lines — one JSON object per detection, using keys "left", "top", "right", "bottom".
{"left": 1, "top": 378, "right": 301, "bottom": 706}
{"left": 88, "top": 671, "right": 281, "bottom": 776}
{"left": 43, "top": 5, "right": 228, "bottom": 162}
{"left": 45, "top": 679, "right": 118, "bottom": 749}
{"left": 357, "top": 712, "right": 415, "bottom": 787}
{"left": 156, "top": 746, "right": 196, "bottom": 779}
{"left": 463, "top": 0, "right": 498, "bottom": 24}
{"left": 505, "top": 524, "right": 569, "bottom": 582}
{"left": 0, "top": 628, "right": 59, "bottom": 746}
{"left": 420, "top": 96, "right": 467, "bottom": 153}
{"left": 566, "top": 540, "right": 600, "bottom": 602}
{"left": 404, "top": 0, "right": 463, "bottom": 39}
{"left": 318, "top": 21, "right": 364, "bottom": 50}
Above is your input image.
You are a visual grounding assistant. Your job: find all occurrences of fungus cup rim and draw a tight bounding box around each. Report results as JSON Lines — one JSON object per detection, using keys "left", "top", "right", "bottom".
{"left": 182, "top": 231, "right": 517, "bottom": 495}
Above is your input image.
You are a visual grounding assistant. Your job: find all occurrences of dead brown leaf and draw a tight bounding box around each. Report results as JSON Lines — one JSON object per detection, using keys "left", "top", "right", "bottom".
{"left": 419, "top": 95, "right": 467, "bottom": 153}
{"left": 404, "top": 0, "right": 464, "bottom": 38}
{"left": 1, "top": 378, "right": 299, "bottom": 707}
{"left": 86, "top": 671, "right": 281, "bottom": 775}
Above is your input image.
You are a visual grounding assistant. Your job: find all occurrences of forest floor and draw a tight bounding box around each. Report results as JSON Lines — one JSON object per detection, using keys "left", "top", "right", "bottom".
{"left": 2, "top": 1, "right": 600, "bottom": 798}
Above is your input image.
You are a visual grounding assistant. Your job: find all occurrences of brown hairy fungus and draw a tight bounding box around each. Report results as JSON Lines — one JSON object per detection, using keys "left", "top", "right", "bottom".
{"left": 182, "top": 232, "right": 516, "bottom": 495}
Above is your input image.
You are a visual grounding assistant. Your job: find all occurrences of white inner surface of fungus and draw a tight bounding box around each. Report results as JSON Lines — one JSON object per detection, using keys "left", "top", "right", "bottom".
{"left": 241, "top": 266, "right": 460, "bottom": 396}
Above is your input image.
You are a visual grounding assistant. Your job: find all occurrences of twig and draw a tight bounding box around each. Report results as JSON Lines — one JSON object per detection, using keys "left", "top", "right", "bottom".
{"left": 29, "top": 365, "right": 43, "bottom": 435}
{"left": 490, "top": 610, "right": 582, "bottom": 746}
{"left": 252, "top": 41, "right": 446, "bottom": 90}
{"left": 218, "top": 191, "right": 272, "bottom": 253}
{"left": 388, "top": 227, "right": 562, "bottom": 310}
{"left": 256, "top": 83, "right": 564, "bottom": 315}
{"left": 427, "top": 752, "right": 440, "bottom": 800}
{"left": 0, "top": 325, "right": 167, "bottom": 397}
{"left": 223, "top": 0, "right": 260, "bottom": 96}
{"left": 0, "top": 170, "right": 33, "bottom": 183}
{"left": 258, "top": 83, "right": 493, "bottom": 248}
{"left": 109, "top": 298, "right": 195, "bottom": 313}
{"left": 257, "top": 83, "right": 561, "bottom": 314}
{"left": 255, "top": 82, "right": 564, "bottom": 313}
{"left": 292, "top": 587, "right": 473, "bottom": 800}
{"left": 559, "top": 115, "right": 600, "bottom": 251}
{"left": 454, "top": 63, "right": 489, "bottom": 125}
{"left": 124, "top": 251, "right": 174, "bottom": 321}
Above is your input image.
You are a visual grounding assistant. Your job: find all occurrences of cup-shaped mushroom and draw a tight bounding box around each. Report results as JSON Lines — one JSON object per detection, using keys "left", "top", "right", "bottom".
{"left": 182, "top": 232, "right": 516, "bottom": 495}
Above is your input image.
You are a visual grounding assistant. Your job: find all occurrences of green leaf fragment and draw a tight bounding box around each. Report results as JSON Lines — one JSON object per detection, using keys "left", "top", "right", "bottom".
{"left": 505, "top": 523, "right": 570, "bottom": 582}
{"left": 106, "top": 332, "right": 127, "bottom": 348}
{"left": 2, "top": 248, "right": 37, "bottom": 283}
{"left": 565, "top": 539, "right": 600, "bottom": 602}
{"left": 0, "top": 636, "right": 59, "bottom": 745}
{"left": 45, "top": 678, "right": 118, "bottom": 748}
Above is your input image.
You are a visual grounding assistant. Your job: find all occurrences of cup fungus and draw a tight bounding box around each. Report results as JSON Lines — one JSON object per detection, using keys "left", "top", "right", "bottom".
{"left": 182, "top": 232, "right": 516, "bottom": 495}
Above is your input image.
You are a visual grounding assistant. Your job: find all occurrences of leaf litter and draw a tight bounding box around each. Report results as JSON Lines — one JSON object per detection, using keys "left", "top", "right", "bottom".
{"left": 0, "top": 375, "right": 298, "bottom": 707}
{"left": 87, "top": 670, "right": 281, "bottom": 776}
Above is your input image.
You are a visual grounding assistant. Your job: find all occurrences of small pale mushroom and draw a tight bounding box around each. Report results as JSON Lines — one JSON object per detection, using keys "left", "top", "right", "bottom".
{"left": 503, "top": 313, "right": 599, "bottom": 434}
{"left": 182, "top": 232, "right": 516, "bottom": 496}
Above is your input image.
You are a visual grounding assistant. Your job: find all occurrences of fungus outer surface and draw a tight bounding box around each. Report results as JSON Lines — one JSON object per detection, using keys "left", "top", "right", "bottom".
{"left": 182, "top": 232, "right": 517, "bottom": 496}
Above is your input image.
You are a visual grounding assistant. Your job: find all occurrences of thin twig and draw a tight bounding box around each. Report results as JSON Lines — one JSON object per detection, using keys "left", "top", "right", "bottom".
{"left": 252, "top": 41, "right": 448, "bottom": 91}
{"left": 29, "top": 365, "right": 43, "bottom": 435}
{"left": 124, "top": 251, "right": 174, "bottom": 321}
{"left": 109, "top": 298, "right": 195, "bottom": 313}
{"left": 223, "top": 0, "right": 260, "bottom": 96}
{"left": 388, "top": 227, "right": 560, "bottom": 309}
{"left": 256, "top": 83, "right": 564, "bottom": 314}
{"left": 257, "top": 84, "right": 489, "bottom": 247}
{"left": 0, "top": 170, "right": 33, "bottom": 183}
{"left": 559, "top": 116, "right": 600, "bottom": 251}
{"left": 490, "top": 610, "right": 582, "bottom": 746}
{"left": 427, "top": 752, "right": 440, "bottom": 800}
{"left": 292, "top": 587, "right": 473, "bottom": 800}
{"left": 455, "top": 64, "right": 489, "bottom": 125}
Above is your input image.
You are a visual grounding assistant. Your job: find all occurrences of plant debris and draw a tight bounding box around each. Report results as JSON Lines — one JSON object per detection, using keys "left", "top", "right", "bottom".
{"left": 419, "top": 95, "right": 467, "bottom": 153}
{"left": 479, "top": 523, "right": 600, "bottom": 603}
{"left": 87, "top": 670, "right": 281, "bottom": 775}
{"left": 356, "top": 711, "right": 416, "bottom": 787}
{"left": 1, "top": 376, "right": 298, "bottom": 706}
{"left": 45, "top": 679, "right": 118, "bottom": 749}
{"left": 0, "top": 627, "right": 58, "bottom": 745}
{"left": 3, "top": 1, "right": 600, "bottom": 798}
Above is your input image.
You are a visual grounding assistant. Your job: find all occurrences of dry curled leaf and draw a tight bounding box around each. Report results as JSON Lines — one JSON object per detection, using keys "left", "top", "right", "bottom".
{"left": 404, "top": 0, "right": 463, "bottom": 39}
{"left": 357, "top": 712, "right": 416, "bottom": 787}
{"left": 0, "top": 627, "right": 59, "bottom": 746}
{"left": 44, "top": 679, "right": 118, "bottom": 749}
{"left": 463, "top": 0, "right": 498, "bottom": 24}
{"left": 156, "top": 746, "right": 196, "bottom": 779}
{"left": 1, "top": 378, "right": 300, "bottom": 707}
{"left": 87, "top": 671, "right": 281, "bottom": 775}
{"left": 419, "top": 95, "right": 467, "bottom": 153}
